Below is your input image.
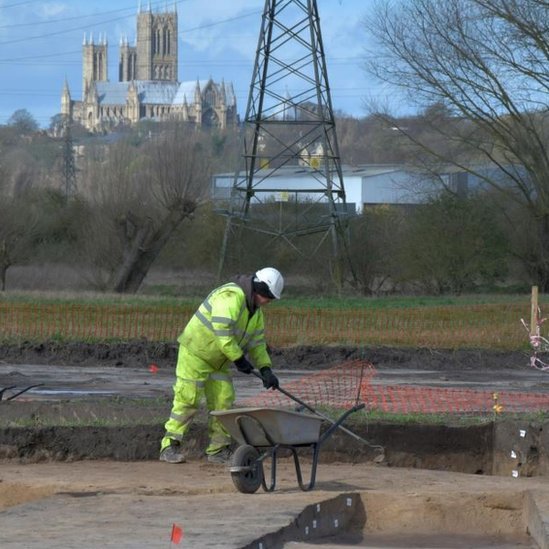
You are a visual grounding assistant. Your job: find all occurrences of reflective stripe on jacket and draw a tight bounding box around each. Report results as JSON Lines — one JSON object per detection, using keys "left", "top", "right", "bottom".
{"left": 178, "top": 282, "right": 271, "bottom": 370}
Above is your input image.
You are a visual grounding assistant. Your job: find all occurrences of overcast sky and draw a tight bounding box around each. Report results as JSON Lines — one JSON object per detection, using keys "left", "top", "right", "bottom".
{"left": 0, "top": 0, "right": 402, "bottom": 128}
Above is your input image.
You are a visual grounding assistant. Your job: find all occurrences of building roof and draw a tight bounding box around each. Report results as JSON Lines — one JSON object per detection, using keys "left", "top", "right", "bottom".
{"left": 95, "top": 82, "right": 132, "bottom": 105}
{"left": 213, "top": 164, "right": 404, "bottom": 180}
{"left": 172, "top": 80, "right": 209, "bottom": 105}
{"left": 95, "top": 81, "right": 179, "bottom": 106}
{"left": 95, "top": 80, "right": 221, "bottom": 107}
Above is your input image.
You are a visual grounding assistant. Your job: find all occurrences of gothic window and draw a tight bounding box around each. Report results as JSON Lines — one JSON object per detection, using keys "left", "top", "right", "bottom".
{"left": 164, "top": 27, "right": 170, "bottom": 55}
{"left": 155, "top": 29, "right": 161, "bottom": 55}
{"left": 95, "top": 52, "right": 103, "bottom": 80}
{"left": 202, "top": 109, "right": 219, "bottom": 127}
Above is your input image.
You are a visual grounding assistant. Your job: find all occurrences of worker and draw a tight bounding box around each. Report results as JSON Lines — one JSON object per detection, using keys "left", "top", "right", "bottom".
{"left": 159, "top": 267, "right": 284, "bottom": 465}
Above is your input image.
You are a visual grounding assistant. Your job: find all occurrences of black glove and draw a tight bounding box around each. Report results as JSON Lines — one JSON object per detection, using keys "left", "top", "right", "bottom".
{"left": 234, "top": 355, "right": 253, "bottom": 374}
{"left": 260, "top": 367, "right": 279, "bottom": 390}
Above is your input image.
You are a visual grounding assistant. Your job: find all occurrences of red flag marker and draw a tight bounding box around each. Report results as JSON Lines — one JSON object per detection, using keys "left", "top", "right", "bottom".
{"left": 149, "top": 364, "right": 159, "bottom": 374}
{"left": 170, "top": 523, "right": 183, "bottom": 544}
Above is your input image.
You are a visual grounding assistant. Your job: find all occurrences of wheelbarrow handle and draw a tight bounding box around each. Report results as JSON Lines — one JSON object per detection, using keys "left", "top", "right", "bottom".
{"left": 251, "top": 369, "right": 369, "bottom": 445}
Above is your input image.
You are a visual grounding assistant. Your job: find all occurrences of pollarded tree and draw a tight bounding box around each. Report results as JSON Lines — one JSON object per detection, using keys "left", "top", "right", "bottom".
{"left": 80, "top": 123, "right": 211, "bottom": 293}
{"left": 0, "top": 192, "right": 40, "bottom": 291}
{"left": 364, "top": 0, "right": 549, "bottom": 289}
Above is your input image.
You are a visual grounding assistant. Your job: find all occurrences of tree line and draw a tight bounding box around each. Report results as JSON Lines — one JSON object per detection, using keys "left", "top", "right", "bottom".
{"left": 0, "top": 110, "right": 524, "bottom": 296}
{"left": 1, "top": 0, "right": 547, "bottom": 294}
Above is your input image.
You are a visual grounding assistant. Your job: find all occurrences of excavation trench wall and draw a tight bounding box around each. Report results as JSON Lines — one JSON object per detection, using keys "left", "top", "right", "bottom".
{"left": 1, "top": 408, "right": 547, "bottom": 479}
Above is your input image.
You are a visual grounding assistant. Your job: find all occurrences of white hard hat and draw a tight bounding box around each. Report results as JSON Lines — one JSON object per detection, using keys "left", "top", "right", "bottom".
{"left": 254, "top": 267, "right": 284, "bottom": 299}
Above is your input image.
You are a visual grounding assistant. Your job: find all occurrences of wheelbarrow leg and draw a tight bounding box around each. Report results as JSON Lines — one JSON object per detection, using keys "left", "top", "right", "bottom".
{"left": 260, "top": 445, "right": 279, "bottom": 492}
{"left": 291, "top": 443, "right": 321, "bottom": 492}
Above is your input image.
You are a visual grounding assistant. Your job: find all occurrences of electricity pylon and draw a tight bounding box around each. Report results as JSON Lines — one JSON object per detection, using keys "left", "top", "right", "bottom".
{"left": 61, "top": 119, "right": 77, "bottom": 200}
{"left": 218, "top": 0, "right": 355, "bottom": 285}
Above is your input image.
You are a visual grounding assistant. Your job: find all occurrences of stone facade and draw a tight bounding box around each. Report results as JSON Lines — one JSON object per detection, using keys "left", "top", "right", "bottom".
{"left": 61, "top": 5, "right": 237, "bottom": 132}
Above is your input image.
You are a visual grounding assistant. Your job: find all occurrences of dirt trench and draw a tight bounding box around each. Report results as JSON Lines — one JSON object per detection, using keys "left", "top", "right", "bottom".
{"left": 0, "top": 342, "right": 540, "bottom": 468}
{"left": 1, "top": 343, "right": 547, "bottom": 548}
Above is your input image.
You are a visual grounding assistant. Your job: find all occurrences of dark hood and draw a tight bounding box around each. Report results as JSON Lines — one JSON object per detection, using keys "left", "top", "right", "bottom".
{"left": 231, "top": 274, "right": 257, "bottom": 315}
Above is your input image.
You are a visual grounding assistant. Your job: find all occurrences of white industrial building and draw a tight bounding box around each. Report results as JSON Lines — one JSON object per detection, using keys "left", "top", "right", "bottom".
{"left": 211, "top": 164, "right": 441, "bottom": 213}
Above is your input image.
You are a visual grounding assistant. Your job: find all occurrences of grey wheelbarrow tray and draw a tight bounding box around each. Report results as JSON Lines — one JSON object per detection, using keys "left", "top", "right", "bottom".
{"left": 211, "top": 371, "right": 365, "bottom": 493}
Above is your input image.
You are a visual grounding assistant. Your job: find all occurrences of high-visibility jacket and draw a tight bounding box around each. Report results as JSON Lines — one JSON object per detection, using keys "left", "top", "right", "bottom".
{"left": 178, "top": 282, "right": 271, "bottom": 370}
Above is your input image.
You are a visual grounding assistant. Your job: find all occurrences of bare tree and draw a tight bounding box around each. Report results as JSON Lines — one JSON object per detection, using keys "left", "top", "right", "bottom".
{"left": 7, "top": 109, "right": 39, "bottom": 134}
{"left": 396, "top": 191, "right": 508, "bottom": 294}
{"left": 364, "top": 0, "right": 549, "bottom": 289}
{"left": 0, "top": 193, "right": 40, "bottom": 291}
{"left": 81, "top": 124, "right": 210, "bottom": 293}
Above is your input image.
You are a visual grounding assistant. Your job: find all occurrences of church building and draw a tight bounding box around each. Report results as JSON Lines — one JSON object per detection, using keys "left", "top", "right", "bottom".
{"left": 61, "top": 4, "right": 237, "bottom": 132}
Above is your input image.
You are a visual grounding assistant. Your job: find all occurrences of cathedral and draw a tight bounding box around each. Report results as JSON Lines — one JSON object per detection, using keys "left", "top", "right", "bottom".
{"left": 61, "top": 5, "right": 237, "bottom": 132}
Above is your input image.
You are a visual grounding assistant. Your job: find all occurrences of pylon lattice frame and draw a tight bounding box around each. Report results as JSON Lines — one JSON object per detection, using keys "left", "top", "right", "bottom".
{"left": 61, "top": 120, "right": 77, "bottom": 199}
{"left": 219, "top": 0, "right": 353, "bottom": 276}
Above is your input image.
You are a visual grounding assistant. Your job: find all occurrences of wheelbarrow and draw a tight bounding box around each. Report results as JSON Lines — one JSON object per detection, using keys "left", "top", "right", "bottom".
{"left": 211, "top": 371, "right": 366, "bottom": 493}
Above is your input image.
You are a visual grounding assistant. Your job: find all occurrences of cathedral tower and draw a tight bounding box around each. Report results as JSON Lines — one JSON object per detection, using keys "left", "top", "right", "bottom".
{"left": 136, "top": 5, "right": 178, "bottom": 81}
{"left": 82, "top": 34, "right": 108, "bottom": 96}
{"left": 119, "top": 36, "right": 137, "bottom": 82}
{"left": 64, "top": 3, "right": 235, "bottom": 132}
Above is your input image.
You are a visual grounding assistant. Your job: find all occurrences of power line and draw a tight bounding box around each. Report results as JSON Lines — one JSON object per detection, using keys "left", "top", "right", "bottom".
{"left": 0, "top": 5, "right": 133, "bottom": 29}
{"left": 0, "top": 0, "right": 253, "bottom": 47}
{"left": 181, "top": 11, "right": 261, "bottom": 33}
{"left": 0, "top": 0, "right": 191, "bottom": 45}
{"left": 0, "top": 0, "right": 43, "bottom": 9}
{"left": 0, "top": 2, "right": 379, "bottom": 124}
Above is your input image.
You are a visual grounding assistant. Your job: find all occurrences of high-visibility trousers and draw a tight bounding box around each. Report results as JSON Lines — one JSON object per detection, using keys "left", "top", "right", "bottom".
{"left": 160, "top": 345, "right": 235, "bottom": 455}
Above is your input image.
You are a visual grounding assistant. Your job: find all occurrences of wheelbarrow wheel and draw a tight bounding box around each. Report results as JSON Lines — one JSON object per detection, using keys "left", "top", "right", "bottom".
{"left": 230, "top": 444, "right": 263, "bottom": 494}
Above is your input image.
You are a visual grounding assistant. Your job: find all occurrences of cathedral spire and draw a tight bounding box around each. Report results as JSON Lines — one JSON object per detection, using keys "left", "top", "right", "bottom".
{"left": 228, "top": 82, "right": 236, "bottom": 106}
{"left": 62, "top": 77, "right": 71, "bottom": 97}
{"left": 220, "top": 79, "right": 226, "bottom": 106}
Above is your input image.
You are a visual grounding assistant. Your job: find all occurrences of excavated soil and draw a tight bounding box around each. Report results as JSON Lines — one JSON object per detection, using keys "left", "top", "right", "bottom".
{"left": 1, "top": 343, "right": 546, "bottom": 548}
{"left": 0, "top": 343, "right": 534, "bottom": 468}
{"left": 0, "top": 340, "right": 529, "bottom": 371}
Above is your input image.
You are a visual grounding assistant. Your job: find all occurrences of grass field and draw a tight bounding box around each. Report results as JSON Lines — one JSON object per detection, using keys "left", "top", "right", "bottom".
{"left": 0, "top": 291, "right": 545, "bottom": 350}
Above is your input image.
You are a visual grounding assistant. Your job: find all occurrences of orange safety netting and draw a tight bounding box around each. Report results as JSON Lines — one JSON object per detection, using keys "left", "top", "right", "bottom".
{"left": 0, "top": 301, "right": 537, "bottom": 349}
{"left": 241, "top": 359, "right": 376, "bottom": 409}
{"left": 364, "top": 386, "right": 549, "bottom": 414}
{"left": 239, "top": 359, "right": 549, "bottom": 415}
